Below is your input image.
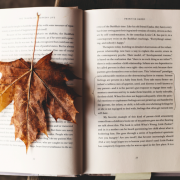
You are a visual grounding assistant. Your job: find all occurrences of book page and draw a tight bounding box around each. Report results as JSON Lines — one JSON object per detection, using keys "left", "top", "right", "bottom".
{"left": 84, "top": 9, "right": 180, "bottom": 173}
{"left": 0, "top": 7, "right": 83, "bottom": 176}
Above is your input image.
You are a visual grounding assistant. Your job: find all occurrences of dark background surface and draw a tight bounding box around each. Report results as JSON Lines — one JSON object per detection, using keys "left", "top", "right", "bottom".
{"left": 1, "top": 0, "right": 180, "bottom": 179}
{"left": 1, "top": 0, "right": 180, "bottom": 10}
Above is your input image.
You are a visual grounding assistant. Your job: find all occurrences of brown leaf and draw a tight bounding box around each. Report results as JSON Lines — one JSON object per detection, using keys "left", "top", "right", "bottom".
{"left": 0, "top": 52, "right": 79, "bottom": 152}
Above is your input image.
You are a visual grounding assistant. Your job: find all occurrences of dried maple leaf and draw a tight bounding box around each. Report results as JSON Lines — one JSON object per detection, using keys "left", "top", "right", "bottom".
{"left": 0, "top": 14, "right": 79, "bottom": 152}
{"left": 0, "top": 52, "right": 79, "bottom": 151}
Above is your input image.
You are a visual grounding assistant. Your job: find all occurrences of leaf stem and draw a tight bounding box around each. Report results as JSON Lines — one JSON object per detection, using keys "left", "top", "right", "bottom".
{"left": 31, "top": 13, "right": 40, "bottom": 70}
{"left": 26, "top": 13, "right": 40, "bottom": 152}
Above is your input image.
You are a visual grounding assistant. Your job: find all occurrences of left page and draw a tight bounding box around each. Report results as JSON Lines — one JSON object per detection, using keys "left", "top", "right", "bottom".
{"left": 0, "top": 7, "right": 83, "bottom": 176}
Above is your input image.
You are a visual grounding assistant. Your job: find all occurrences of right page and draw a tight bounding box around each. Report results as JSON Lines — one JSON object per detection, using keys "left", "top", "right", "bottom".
{"left": 84, "top": 9, "right": 180, "bottom": 174}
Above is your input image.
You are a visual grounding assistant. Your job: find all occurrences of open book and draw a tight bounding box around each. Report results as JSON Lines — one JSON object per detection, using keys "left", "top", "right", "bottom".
{"left": 0, "top": 7, "right": 180, "bottom": 176}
